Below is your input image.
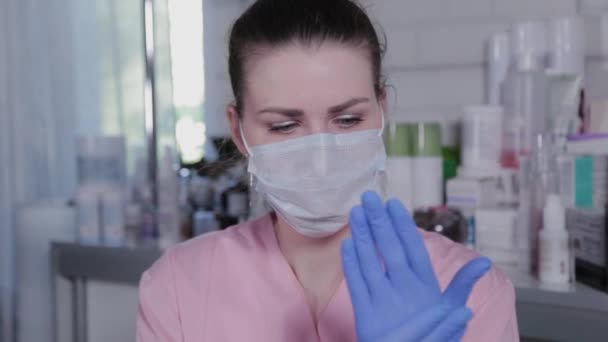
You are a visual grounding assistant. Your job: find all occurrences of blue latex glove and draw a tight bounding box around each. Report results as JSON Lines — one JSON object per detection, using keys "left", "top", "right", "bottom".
{"left": 341, "top": 192, "right": 492, "bottom": 342}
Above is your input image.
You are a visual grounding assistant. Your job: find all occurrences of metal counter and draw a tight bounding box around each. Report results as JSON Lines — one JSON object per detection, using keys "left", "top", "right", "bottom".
{"left": 51, "top": 242, "right": 608, "bottom": 342}
{"left": 51, "top": 242, "right": 162, "bottom": 342}
{"left": 511, "top": 271, "right": 608, "bottom": 341}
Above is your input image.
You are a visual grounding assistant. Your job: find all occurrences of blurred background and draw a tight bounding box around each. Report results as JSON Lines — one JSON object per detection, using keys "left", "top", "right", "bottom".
{"left": 2, "top": 0, "right": 608, "bottom": 341}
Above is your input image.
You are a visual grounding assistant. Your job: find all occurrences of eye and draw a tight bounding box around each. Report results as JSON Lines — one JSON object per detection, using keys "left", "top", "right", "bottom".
{"left": 269, "top": 121, "right": 299, "bottom": 134}
{"left": 334, "top": 114, "right": 363, "bottom": 128}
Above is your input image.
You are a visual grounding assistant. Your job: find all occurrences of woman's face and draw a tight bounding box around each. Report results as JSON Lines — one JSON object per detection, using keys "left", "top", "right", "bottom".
{"left": 228, "top": 42, "right": 385, "bottom": 152}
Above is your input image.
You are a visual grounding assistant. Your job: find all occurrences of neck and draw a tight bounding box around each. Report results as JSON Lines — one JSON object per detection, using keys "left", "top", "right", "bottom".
{"left": 272, "top": 213, "right": 349, "bottom": 284}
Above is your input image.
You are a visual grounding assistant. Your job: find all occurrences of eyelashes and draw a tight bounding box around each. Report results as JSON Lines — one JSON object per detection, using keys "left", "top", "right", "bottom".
{"left": 269, "top": 121, "right": 298, "bottom": 134}
{"left": 267, "top": 114, "right": 365, "bottom": 135}
{"left": 334, "top": 115, "right": 363, "bottom": 127}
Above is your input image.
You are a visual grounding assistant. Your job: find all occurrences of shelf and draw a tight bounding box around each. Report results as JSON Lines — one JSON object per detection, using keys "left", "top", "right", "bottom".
{"left": 51, "top": 243, "right": 608, "bottom": 341}
{"left": 510, "top": 270, "right": 608, "bottom": 341}
{"left": 51, "top": 242, "right": 162, "bottom": 285}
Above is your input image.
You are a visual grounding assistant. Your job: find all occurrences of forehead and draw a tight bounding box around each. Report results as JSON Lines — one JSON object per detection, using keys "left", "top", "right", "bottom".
{"left": 242, "top": 42, "right": 375, "bottom": 110}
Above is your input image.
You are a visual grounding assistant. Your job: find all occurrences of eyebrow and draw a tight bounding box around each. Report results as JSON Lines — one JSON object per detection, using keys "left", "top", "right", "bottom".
{"left": 256, "top": 97, "right": 370, "bottom": 117}
{"left": 328, "top": 97, "right": 370, "bottom": 114}
{"left": 256, "top": 107, "right": 304, "bottom": 118}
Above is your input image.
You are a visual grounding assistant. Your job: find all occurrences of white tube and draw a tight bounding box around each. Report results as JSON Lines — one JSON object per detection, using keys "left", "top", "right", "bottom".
{"left": 511, "top": 21, "right": 547, "bottom": 60}
{"left": 501, "top": 47, "right": 549, "bottom": 167}
{"left": 547, "top": 17, "right": 585, "bottom": 76}
{"left": 546, "top": 17, "right": 586, "bottom": 146}
{"left": 486, "top": 33, "right": 510, "bottom": 105}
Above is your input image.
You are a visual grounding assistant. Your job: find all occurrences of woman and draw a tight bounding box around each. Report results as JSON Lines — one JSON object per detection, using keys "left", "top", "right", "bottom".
{"left": 136, "top": 1, "right": 519, "bottom": 341}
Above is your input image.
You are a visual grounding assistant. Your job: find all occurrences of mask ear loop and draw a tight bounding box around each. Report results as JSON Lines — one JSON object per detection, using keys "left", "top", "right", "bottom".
{"left": 239, "top": 122, "right": 253, "bottom": 157}
{"left": 379, "top": 107, "right": 386, "bottom": 137}
{"left": 240, "top": 122, "right": 257, "bottom": 209}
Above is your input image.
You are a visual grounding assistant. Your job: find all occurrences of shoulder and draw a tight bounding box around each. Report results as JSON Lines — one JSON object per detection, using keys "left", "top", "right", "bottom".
{"left": 142, "top": 214, "right": 274, "bottom": 287}
{"left": 420, "top": 231, "right": 520, "bottom": 339}
{"left": 137, "top": 215, "right": 275, "bottom": 339}
{"left": 420, "top": 230, "right": 515, "bottom": 308}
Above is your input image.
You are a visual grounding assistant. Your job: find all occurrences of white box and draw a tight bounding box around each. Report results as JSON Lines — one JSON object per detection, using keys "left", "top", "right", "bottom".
{"left": 446, "top": 176, "right": 497, "bottom": 209}
{"left": 567, "top": 208, "right": 606, "bottom": 267}
{"left": 567, "top": 136, "right": 608, "bottom": 155}
{"left": 475, "top": 208, "right": 518, "bottom": 250}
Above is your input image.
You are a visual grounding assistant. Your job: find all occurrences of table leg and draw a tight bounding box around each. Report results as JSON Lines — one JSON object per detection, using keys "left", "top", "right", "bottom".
{"left": 72, "top": 278, "right": 87, "bottom": 342}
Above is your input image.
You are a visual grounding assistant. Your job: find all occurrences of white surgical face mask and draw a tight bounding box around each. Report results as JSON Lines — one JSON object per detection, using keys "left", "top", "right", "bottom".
{"left": 241, "top": 113, "right": 387, "bottom": 238}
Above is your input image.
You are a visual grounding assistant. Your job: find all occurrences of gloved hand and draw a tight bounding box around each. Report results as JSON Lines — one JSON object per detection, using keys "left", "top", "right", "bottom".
{"left": 341, "top": 192, "right": 492, "bottom": 342}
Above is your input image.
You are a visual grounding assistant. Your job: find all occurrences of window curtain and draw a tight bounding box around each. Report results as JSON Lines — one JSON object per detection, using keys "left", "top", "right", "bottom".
{"left": 0, "top": 1, "right": 78, "bottom": 340}
{"left": 0, "top": 0, "right": 174, "bottom": 340}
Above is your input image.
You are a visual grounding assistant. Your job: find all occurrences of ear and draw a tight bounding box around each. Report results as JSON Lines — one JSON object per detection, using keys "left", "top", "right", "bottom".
{"left": 226, "top": 104, "right": 248, "bottom": 156}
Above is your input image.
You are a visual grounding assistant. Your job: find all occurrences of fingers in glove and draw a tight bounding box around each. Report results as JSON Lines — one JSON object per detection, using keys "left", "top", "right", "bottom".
{"left": 386, "top": 198, "right": 440, "bottom": 292}
{"left": 341, "top": 238, "right": 372, "bottom": 309}
{"left": 443, "top": 257, "right": 492, "bottom": 307}
{"left": 423, "top": 307, "right": 473, "bottom": 342}
{"left": 371, "top": 304, "right": 453, "bottom": 342}
{"left": 350, "top": 205, "right": 390, "bottom": 295}
{"left": 361, "top": 192, "right": 411, "bottom": 288}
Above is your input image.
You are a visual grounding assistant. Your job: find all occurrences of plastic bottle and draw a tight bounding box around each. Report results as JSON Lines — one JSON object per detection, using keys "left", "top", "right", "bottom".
{"left": 411, "top": 122, "right": 443, "bottom": 209}
{"left": 516, "top": 155, "right": 533, "bottom": 274}
{"left": 158, "top": 147, "right": 181, "bottom": 248}
{"left": 75, "top": 185, "right": 101, "bottom": 245}
{"left": 546, "top": 17, "right": 586, "bottom": 150}
{"left": 138, "top": 186, "right": 158, "bottom": 247}
{"left": 529, "top": 133, "right": 561, "bottom": 275}
{"left": 124, "top": 202, "right": 142, "bottom": 247}
{"left": 385, "top": 122, "right": 414, "bottom": 210}
{"left": 178, "top": 168, "right": 194, "bottom": 240}
{"left": 440, "top": 119, "right": 460, "bottom": 201}
{"left": 501, "top": 22, "right": 549, "bottom": 169}
{"left": 539, "top": 193, "right": 571, "bottom": 285}
{"left": 486, "top": 32, "right": 510, "bottom": 105}
{"left": 462, "top": 105, "right": 503, "bottom": 172}
{"left": 77, "top": 135, "right": 126, "bottom": 186}
{"left": 101, "top": 187, "right": 126, "bottom": 246}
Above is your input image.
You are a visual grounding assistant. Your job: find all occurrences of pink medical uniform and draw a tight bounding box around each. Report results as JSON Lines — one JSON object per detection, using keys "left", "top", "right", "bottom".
{"left": 137, "top": 214, "right": 519, "bottom": 341}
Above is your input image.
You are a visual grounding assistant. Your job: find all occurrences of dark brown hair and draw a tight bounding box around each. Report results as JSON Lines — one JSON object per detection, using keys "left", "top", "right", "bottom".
{"left": 228, "top": 0, "right": 386, "bottom": 113}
